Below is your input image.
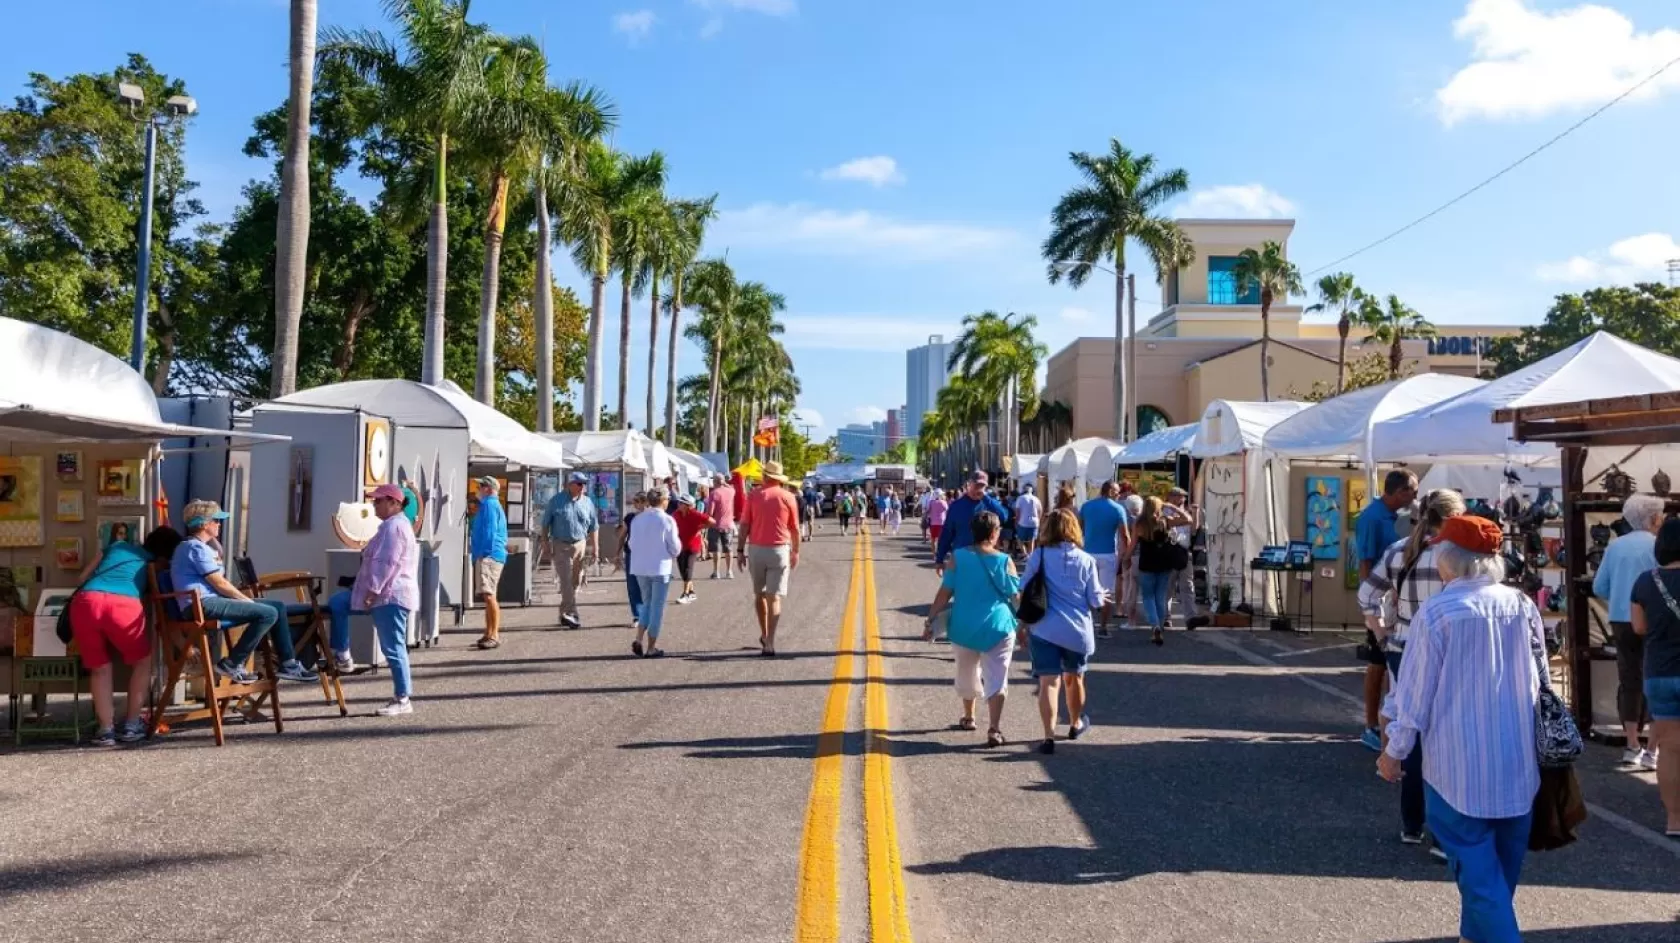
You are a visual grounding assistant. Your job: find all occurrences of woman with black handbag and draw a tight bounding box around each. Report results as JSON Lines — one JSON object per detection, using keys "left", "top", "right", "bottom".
{"left": 1134, "top": 497, "right": 1183, "bottom": 647}
{"left": 1020, "top": 508, "right": 1106, "bottom": 755}
{"left": 924, "top": 511, "right": 1019, "bottom": 747}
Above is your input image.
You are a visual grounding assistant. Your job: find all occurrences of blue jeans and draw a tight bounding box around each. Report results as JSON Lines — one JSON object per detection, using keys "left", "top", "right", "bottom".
{"left": 198, "top": 596, "right": 297, "bottom": 665}
{"left": 636, "top": 575, "right": 671, "bottom": 640}
{"left": 327, "top": 589, "right": 359, "bottom": 654}
{"left": 372, "top": 605, "right": 412, "bottom": 699}
{"left": 626, "top": 569, "right": 644, "bottom": 625}
{"left": 1138, "top": 570, "right": 1172, "bottom": 627}
{"left": 1425, "top": 783, "right": 1531, "bottom": 943}
{"left": 1385, "top": 650, "right": 1426, "bottom": 835}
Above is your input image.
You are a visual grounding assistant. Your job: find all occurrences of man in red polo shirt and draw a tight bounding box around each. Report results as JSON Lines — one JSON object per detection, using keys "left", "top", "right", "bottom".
{"left": 739, "top": 461, "right": 800, "bottom": 656}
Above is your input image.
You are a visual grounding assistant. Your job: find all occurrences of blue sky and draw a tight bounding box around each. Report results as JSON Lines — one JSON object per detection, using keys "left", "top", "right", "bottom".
{"left": 8, "top": 0, "right": 1680, "bottom": 438}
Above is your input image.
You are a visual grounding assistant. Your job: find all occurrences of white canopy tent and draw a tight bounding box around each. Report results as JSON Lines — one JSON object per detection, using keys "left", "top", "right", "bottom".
{"left": 546, "top": 429, "right": 670, "bottom": 479}
{"left": 1373, "top": 332, "right": 1680, "bottom": 466}
{"left": 1007, "top": 453, "right": 1045, "bottom": 481}
{"left": 1048, "top": 436, "right": 1120, "bottom": 501}
{"left": 277, "top": 379, "right": 569, "bottom": 469}
{"left": 1192, "top": 400, "right": 1309, "bottom": 458}
{"left": 1116, "top": 423, "right": 1199, "bottom": 465}
{"left": 1263, "top": 374, "right": 1484, "bottom": 466}
{"left": 1191, "top": 400, "right": 1308, "bottom": 614}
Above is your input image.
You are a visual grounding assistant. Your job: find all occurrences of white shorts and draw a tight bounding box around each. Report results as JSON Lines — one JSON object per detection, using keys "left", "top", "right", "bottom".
{"left": 1093, "top": 553, "right": 1120, "bottom": 596}
{"left": 954, "top": 635, "right": 1015, "bottom": 701}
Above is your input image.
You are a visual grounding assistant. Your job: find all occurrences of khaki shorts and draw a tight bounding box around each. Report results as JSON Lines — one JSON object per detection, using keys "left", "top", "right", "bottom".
{"left": 474, "top": 557, "right": 505, "bottom": 597}
{"left": 747, "top": 544, "right": 792, "bottom": 597}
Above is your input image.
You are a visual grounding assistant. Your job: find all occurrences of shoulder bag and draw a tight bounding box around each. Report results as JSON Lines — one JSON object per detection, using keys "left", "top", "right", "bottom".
{"left": 978, "top": 551, "right": 1019, "bottom": 614}
{"left": 1531, "top": 593, "right": 1584, "bottom": 768}
{"left": 1016, "top": 549, "right": 1049, "bottom": 625}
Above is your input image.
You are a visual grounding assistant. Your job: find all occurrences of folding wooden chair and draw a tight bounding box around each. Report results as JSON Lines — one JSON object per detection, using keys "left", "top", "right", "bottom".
{"left": 146, "top": 563, "right": 283, "bottom": 746}
{"left": 234, "top": 557, "right": 348, "bottom": 717}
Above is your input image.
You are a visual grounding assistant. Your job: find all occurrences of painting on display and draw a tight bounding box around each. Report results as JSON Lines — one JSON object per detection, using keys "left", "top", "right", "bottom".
{"left": 1119, "top": 469, "right": 1177, "bottom": 499}
{"left": 53, "top": 537, "right": 83, "bottom": 570}
{"left": 288, "top": 446, "right": 314, "bottom": 532}
{"left": 95, "top": 458, "right": 144, "bottom": 506}
{"left": 97, "top": 516, "right": 145, "bottom": 550}
{"left": 1346, "top": 476, "right": 1370, "bottom": 528}
{"left": 55, "top": 489, "right": 84, "bottom": 523}
{"left": 594, "top": 471, "right": 624, "bottom": 528}
{"left": 0, "top": 455, "right": 44, "bottom": 547}
{"left": 55, "top": 450, "right": 82, "bottom": 480}
{"left": 1304, "top": 475, "right": 1343, "bottom": 560}
{"left": 363, "top": 418, "right": 391, "bottom": 488}
{"left": 1344, "top": 536, "right": 1362, "bottom": 590}
{"left": 0, "top": 565, "right": 38, "bottom": 611}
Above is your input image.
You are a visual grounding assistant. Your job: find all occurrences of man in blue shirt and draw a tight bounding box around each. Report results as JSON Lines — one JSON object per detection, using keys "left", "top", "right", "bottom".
{"left": 935, "top": 471, "right": 1009, "bottom": 576}
{"left": 542, "top": 472, "right": 599, "bottom": 629}
{"left": 1592, "top": 492, "right": 1662, "bottom": 766}
{"left": 471, "top": 476, "right": 509, "bottom": 650}
{"left": 1355, "top": 468, "right": 1417, "bottom": 749}
{"left": 1079, "top": 480, "right": 1133, "bottom": 638}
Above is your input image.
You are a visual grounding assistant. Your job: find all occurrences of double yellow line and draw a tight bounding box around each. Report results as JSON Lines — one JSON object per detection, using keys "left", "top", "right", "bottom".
{"left": 793, "top": 529, "right": 913, "bottom": 943}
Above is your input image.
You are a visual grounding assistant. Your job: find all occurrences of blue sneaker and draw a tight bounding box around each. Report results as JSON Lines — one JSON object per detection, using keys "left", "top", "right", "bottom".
{"left": 88, "top": 728, "right": 117, "bottom": 748}
{"left": 116, "top": 718, "right": 147, "bottom": 743}
{"left": 1360, "top": 728, "right": 1383, "bottom": 752}
{"left": 215, "top": 659, "right": 258, "bottom": 684}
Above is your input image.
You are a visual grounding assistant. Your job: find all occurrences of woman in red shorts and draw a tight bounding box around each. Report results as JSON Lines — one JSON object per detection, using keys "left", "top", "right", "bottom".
{"left": 68, "top": 526, "right": 182, "bottom": 747}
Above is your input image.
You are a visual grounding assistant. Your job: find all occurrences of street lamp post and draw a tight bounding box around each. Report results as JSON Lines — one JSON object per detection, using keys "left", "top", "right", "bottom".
{"left": 117, "top": 83, "right": 197, "bottom": 378}
{"left": 1054, "top": 259, "right": 1135, "bottom": 442}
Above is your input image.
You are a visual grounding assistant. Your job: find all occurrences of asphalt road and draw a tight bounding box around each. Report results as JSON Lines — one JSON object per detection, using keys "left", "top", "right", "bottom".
{"left": 2, "top": 523, "right": 1677, "bottom": 942}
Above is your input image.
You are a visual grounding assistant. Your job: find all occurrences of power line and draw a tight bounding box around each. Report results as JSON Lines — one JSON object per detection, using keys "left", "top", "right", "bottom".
{"left": 1305, "top": 54, "right": 1680, "bottom": 278}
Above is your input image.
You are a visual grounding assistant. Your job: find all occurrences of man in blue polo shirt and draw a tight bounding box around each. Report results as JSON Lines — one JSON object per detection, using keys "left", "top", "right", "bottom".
{"left": 1080, "top": 480, "right": 1133, "bottom": 638}
{"left": 934, "top": 471, "right": 1009, "bottom": 576}
{"left": 1354, "top": 468, "right": 1417, "bottom": 751}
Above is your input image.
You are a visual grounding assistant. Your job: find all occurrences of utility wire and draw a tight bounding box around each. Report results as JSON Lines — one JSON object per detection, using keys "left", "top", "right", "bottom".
{"left": 1305, "top": 54, "right": 1680, "bottom": 278}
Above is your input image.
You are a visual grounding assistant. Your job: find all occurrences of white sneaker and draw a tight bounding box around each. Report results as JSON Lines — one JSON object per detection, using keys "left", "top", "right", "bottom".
{"left": 376, "top": 698, "right": 413, "bottom": 717}
{"left": 1638, "top": 749, "right": 1659, "bottom": 771}
{"left": 333, "top": 652, "right": 356, "bottom": 673}
{"left": 1623, "top": 747, "right": 1646, "bottom": 766}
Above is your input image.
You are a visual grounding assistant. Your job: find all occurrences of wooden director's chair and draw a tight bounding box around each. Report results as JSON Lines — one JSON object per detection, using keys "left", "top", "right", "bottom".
{"left": 234, "top": 558, "right": 349, "bottom": 717}
{"left": 146, "top": 563, "right": 283, "bottom": 746}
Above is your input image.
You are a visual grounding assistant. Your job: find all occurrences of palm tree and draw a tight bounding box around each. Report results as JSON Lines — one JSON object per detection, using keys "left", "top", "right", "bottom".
{"left": 1361, "top": 294, "right": 1437, "bottom": 380}
{"left": 1042, "top": 139, "right": 1190, "bottom": 440}
{"left": 271, "top": 0, "right": 316, "bottom": 398}
{"left": 946, "top": 311, "right": 1048, "bottom": 466}
{"left": 634, "top": 195, "right": 676, "bottom": 435}
{"left": 1306, "top": 272, "right": 1363, "bottom": 396}
{"left": 610, "top": 153, "right": 667, "bottom": 430}
{"left": 321, "top": 0, "right": 506, "bottom": 385}
{"left": 1231, "top": 240, "right": 1304, "bottom": 401}
{"left": 660, "top": 197, "right": 716, "bottom": 443}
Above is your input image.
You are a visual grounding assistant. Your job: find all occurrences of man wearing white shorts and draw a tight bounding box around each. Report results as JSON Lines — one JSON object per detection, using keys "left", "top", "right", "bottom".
{"left": 1078, "top": 480, "right": 1132, "bottom": 638}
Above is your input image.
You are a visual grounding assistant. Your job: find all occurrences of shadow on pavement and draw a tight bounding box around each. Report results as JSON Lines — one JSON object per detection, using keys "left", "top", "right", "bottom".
{"left": 148, "top": 722, "right": 537, "bottom": 746}
{"left": 1374, "top": 921, "right": 1680, "bottom": 943}
{"left": 0, "top": 850, "right": 256, "bottom": 896}
{"left": 620, "top": 729, "right": 1003, "bottom": 761}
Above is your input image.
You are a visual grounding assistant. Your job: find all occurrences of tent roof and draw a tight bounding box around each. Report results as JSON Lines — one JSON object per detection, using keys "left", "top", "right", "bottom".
{"left": 1373, "top": 332, "right": 1680, "bottom": 464}
{"left": 0, "top": 317, "right": 286, "bottom": 445}
{"left": 1192, "top": 400, "right": 1309, "bottom": 457}
{"left": 1008, "top": 453, "right": 1046, "bottom": 479}
{"left": 1116, "top": 423, "right": 1199, "bottom": 465}
{"left": 274, "top": 379, "right": 567, "bottom": 467}
{"left": 1049, "top": 436, "right": 1120, "bottom": 480}
{"left": 1263, "top": 373, "right": 1485, "bottom": 462}
{"left": 545, "top": 430, "right": 655, "bottom": 471}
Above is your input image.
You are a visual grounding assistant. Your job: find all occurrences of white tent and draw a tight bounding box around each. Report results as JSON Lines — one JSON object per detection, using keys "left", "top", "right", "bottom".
{"left": 547, "top": 429, "right": 672, "bottom": 477}
{"left": 1007, "top": 453, "right": 1045, "bottom": 480}
{"left": 667, "top": 446, "right": 719, "bottom": 481}
{"left": 0, "top": 317, "right": 285, "bottom": 444}
{"left": 1374, "top": 332, "right": 1680, "bottom": 465}
{"left": 1263, "top": 374, "right": 1485, "bottom": 465}
{"left": 277, "top": 379, "right": 569, "bottom": 468}
{"left": 1048, "top": 436, "right": 1120, "bottom": 501}
{"left": 1190, "top": 400, "right": 1307, "bottom": 613}
{"left": 1192, "top": 400, "right": 1309, "bottom": 458}
{"left": 1116, "top": 423, "right": 1199, "bottom": 465}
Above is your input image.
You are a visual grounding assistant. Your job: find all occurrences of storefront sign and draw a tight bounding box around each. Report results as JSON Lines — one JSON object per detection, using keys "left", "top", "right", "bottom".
{"left": 1427, "top": 335, "right": 1495, "bottom": 357}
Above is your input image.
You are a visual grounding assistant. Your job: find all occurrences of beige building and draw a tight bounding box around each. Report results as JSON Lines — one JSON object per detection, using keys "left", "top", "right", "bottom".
{"left": 1043, "top": 218, "right": 1522, "bottom": 440}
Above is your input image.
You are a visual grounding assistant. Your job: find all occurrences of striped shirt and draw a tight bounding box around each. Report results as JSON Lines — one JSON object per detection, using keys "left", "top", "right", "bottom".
{"left": 1384, "top": 575, "right": 1543, "bottom": 820}
{"left": 1356, "top": 537, "right": 1447, "bottom": 647}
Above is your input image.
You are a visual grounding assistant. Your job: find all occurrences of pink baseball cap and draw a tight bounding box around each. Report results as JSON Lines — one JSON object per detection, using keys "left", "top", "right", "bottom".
{"left": 368, "top": 483, "right": 406, "bottom": 503}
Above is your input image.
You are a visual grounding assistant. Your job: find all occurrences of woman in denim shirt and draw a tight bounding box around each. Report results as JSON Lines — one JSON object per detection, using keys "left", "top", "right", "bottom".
{"left": 925, "top": 511, "right": 1019, "bottom": 747}
{"left": 1020, "top": 508, "right": 1107, "bottom": 754}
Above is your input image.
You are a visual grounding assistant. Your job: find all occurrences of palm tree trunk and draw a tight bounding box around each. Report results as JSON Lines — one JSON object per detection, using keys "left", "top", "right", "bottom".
{"left": 664, "top": 277, "right": 682, "bottom": 445}
{"left": 1259, "top": 291, "right": 1272, "bottom": 402}
{"left": 421, "top": 135, "right": 449, "bottom": 386}
{"left": 533, "top": 174, "right": 554, "bottom": 433}
{"left": 271, "top": 0, "right": 314, "bottom": 399}
{"left": 1335, "top": 315, "right": 1349, "bottom": 397}
{"left": 705, "top": 331, "right": 724, "bottom": 452}
{"left": 1390, "top": 331, "right": 1403, "bottom": 380}
{"left": 1112, "top": 258, "right": 1126, "bottom": 440}
{"left": 474, "top": 171, "right": 509, "bottom": 405}
{"left": 583, "top": 268, "right": 606, "bottom": 430}
{"left": 617, "top": 270, "right": 632, "bottom": 430}
{"left": 645, "top": 270, "right": 659, "bottom": 437}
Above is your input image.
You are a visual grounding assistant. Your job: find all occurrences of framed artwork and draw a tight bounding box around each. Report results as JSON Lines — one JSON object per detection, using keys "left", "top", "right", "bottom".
{"left": 288, "top": 446, "right": 314, "bottom": 532}
{"left": 55, "top": 489, "right": 84, "bottom": 523}
{"left": 363, "top": 418, "right": 392, "bottom": 488}
{"left": 95, "top": 458, "right": 145, "bottom": 506}
{"left": 0, "top": 565, "right": 36, "bottom": 612}
{"left": 507, "top": 481, "right": 524, "bottom": 504}
{"left": 97, "top": 516, "right": 145, "bottom": 550}
{"left": 508, "top": 503, "right": 525, "bottom": 527}
{"left": 1346, "top": 476, "right": 1370, "bottom": 528}
{"left": 55, "top": 450, "right": 82, "bottom": 480}
{"left": 594, "top": 471, "right": 625, "bottom": 528}
{"left": 0, "top": 455, "right": 44, "bottom": 547}
{"left": 1304, "top": 475, "right": 1343, "bottom": 560}
{"left": 53, "top": 537, "right": 83, "bottom": 570}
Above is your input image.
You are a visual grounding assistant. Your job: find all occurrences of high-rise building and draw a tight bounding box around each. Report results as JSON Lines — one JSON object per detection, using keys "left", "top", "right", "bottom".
{"left": 885, "top": 408, "right": 904, "bottom": 447}
{"left": 905, "top": 335, "right": 952, "bottom": 439}
{"left": 836, "top": 423, "right": 885, "bottom": 461}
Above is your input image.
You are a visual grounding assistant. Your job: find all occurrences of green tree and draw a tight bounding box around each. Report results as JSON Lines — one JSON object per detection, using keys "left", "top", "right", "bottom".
{"left": 1305, "top": 272, "right": 1363, "bottom": 396}
{"left": 1489, "top": 283, "right": 1680, "bottom": 376}
{"left": 946, "top": 311, "right": 1047, "bottom": 466}
{"left": 1231, "top": 240, "right": 1304, "bottom": 401}
{"left": 1358, "top": 293, "right": 1436, "bottom": 380}
{"left": 1042, "top": 138, "right": 1191, "bottom": 438}
{"left": 1288, "top": 352, "right": 1408, "bottom": 403}
{"left": 656, "top": 197, "right": 716, "bottom": 442}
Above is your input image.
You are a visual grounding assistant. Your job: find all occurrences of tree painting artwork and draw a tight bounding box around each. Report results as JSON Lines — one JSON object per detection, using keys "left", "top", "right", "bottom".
{"left": 1304, "top": 475, "right": 1343, "bottom": 561}
{"left": 95, "top": 459, "right": 144, "bottom": 506}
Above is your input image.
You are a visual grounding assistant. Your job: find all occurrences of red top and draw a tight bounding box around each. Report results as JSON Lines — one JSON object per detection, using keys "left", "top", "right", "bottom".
{"left": 674, "top": 506, "right": 713, "bottom": 553}
{"left": 740, "top": 483, "right": 799, "bottom": 548}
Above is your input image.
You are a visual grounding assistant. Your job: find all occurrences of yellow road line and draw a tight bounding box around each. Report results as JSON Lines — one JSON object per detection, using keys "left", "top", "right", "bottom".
{"left": 793, "top": 531, "right": 861, "bottom": 943}
{"left": 861, "top": 529, "right": 915, "bottom": 943}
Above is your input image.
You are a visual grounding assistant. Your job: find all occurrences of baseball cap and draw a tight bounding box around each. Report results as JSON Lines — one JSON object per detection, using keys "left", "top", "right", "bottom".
{"left": 1432, "top": 515, "right": 1502, "bottom": 555}
{"left": 676, "top": 492, "right": 695, "bottom": 506}
{"left": 368, "top": 483, "right": 405, "bottom": 503}
{"left": 967, "top": 470, "right": 989, "bottom": 485}
{"left": 568, "top": 472, "right": 589, "bottom": 485}
{"left": 476, "top": 476, "right": 500, "bottom": 491}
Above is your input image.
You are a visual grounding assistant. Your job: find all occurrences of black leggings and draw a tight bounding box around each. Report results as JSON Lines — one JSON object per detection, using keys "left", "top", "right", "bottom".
{"left": 1612, "top": 621, "right": 1651, "bottom": 726}
{"left": 677, "top": 550, "right": 695, "bottom": 583}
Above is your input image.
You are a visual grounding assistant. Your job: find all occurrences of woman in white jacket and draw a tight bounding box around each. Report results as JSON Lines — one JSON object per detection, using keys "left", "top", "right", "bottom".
{"left": 628, "top": 487, "right": 682, "bottom": 658}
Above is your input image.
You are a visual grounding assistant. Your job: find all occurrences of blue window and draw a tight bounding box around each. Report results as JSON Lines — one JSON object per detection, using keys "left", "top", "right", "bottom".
{"left": 1136, "top": 405, "right": 1171, "bottom": 438}
{"left": 1207, "top": 256, "right": 1261, "bottom": 305}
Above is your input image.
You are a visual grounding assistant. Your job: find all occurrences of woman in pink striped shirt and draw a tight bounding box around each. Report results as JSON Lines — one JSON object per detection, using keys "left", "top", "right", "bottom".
{"left": 353, "top": 483, "right": 421, "bottom": 716}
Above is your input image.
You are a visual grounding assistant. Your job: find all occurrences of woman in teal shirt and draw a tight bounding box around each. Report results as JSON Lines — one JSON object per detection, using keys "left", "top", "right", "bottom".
{"left": 925, "top": 511, "right": 1020, "bottom": 747}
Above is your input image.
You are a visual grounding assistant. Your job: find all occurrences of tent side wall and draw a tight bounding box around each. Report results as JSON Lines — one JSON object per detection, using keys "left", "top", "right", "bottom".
{"left": 395, "top": 426, "right": 470, "bottom": 611}
{"left": 249, "top": 408, "right": 367, "bottom": 580}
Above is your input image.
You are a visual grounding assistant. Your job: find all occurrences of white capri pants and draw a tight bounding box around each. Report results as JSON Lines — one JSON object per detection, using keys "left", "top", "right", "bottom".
{"left": 954, "top": 635, "right": 1015, "bottom": 700}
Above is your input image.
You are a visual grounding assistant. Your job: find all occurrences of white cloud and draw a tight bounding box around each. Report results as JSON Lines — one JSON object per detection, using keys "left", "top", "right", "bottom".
{"left": 819, "top": 156, "right": 905, "bottom": 187}
{"left": 1536, "top": 232, "right": 1680, "bottom": 283}
{"left": 1437, "top": 0, "right": 1680, "bottom": 125}
{"left": 1059, "top": 306, "right": 1096, "bottom": 322}
{"left": 780, "top": 314, "right": 962, "bottom": 352}
{"left": 1172, "top": 184, "right": 1297, "bottom": 220}
{"left": 846, "top": 406, "right": 888, "bottom": 425}
{"left": 699, "top": 17, "right": 724, "bottom": 39}
{"left": 612, "top": 9, "right": 656, "bottom": 43}
{"left": 710, "top": 203, "right": 1018, "bottom": 261}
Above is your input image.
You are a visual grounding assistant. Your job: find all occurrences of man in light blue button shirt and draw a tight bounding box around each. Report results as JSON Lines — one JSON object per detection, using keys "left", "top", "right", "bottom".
{"left": 1593, "top": 493, "right": 1662, "bottom": 761}
{"left": 543, "top": 472, "right": 600, "bottom": 628}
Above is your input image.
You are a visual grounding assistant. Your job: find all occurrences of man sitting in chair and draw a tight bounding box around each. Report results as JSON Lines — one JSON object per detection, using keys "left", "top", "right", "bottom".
{"left": 170, "top": 499, "right": 319, "bottom": 685}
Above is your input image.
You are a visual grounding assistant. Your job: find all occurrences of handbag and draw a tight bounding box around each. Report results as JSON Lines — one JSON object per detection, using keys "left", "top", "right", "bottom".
{"left": 54, "top": 587, "right": 82, "bottom": 645}
{"left": 1016, "top": 549, "right": 1049, "bottom": 625}
{"left": 1532, "top": 625, "right": 1583, "bottom": 768}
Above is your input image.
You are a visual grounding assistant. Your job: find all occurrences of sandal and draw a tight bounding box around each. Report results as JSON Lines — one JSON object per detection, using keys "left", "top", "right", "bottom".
{"left": 631, "top": 640, "right": 644, "bottom": 657}
{"left": 956, "top": 717, "right": 977, "bottom": 731}
{"left": 1037, "top": 738, "right": 1055, "bottom": 755}
{"left": 475, "top": 637, "right": 500, "bottom": 650}
{"left": 986, "top": 729, "right": 1005, "bottom": 748}
{"left": 646, "top": 648, "right": 666, "bottom": 658}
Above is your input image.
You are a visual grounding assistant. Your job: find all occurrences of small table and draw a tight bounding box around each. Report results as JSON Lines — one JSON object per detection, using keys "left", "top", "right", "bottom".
{"left": 1251, "top": 560, "right": 1315, "bottom": 632}
{"left": 11, "top": 657, "right": 86, "bottom": 745}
